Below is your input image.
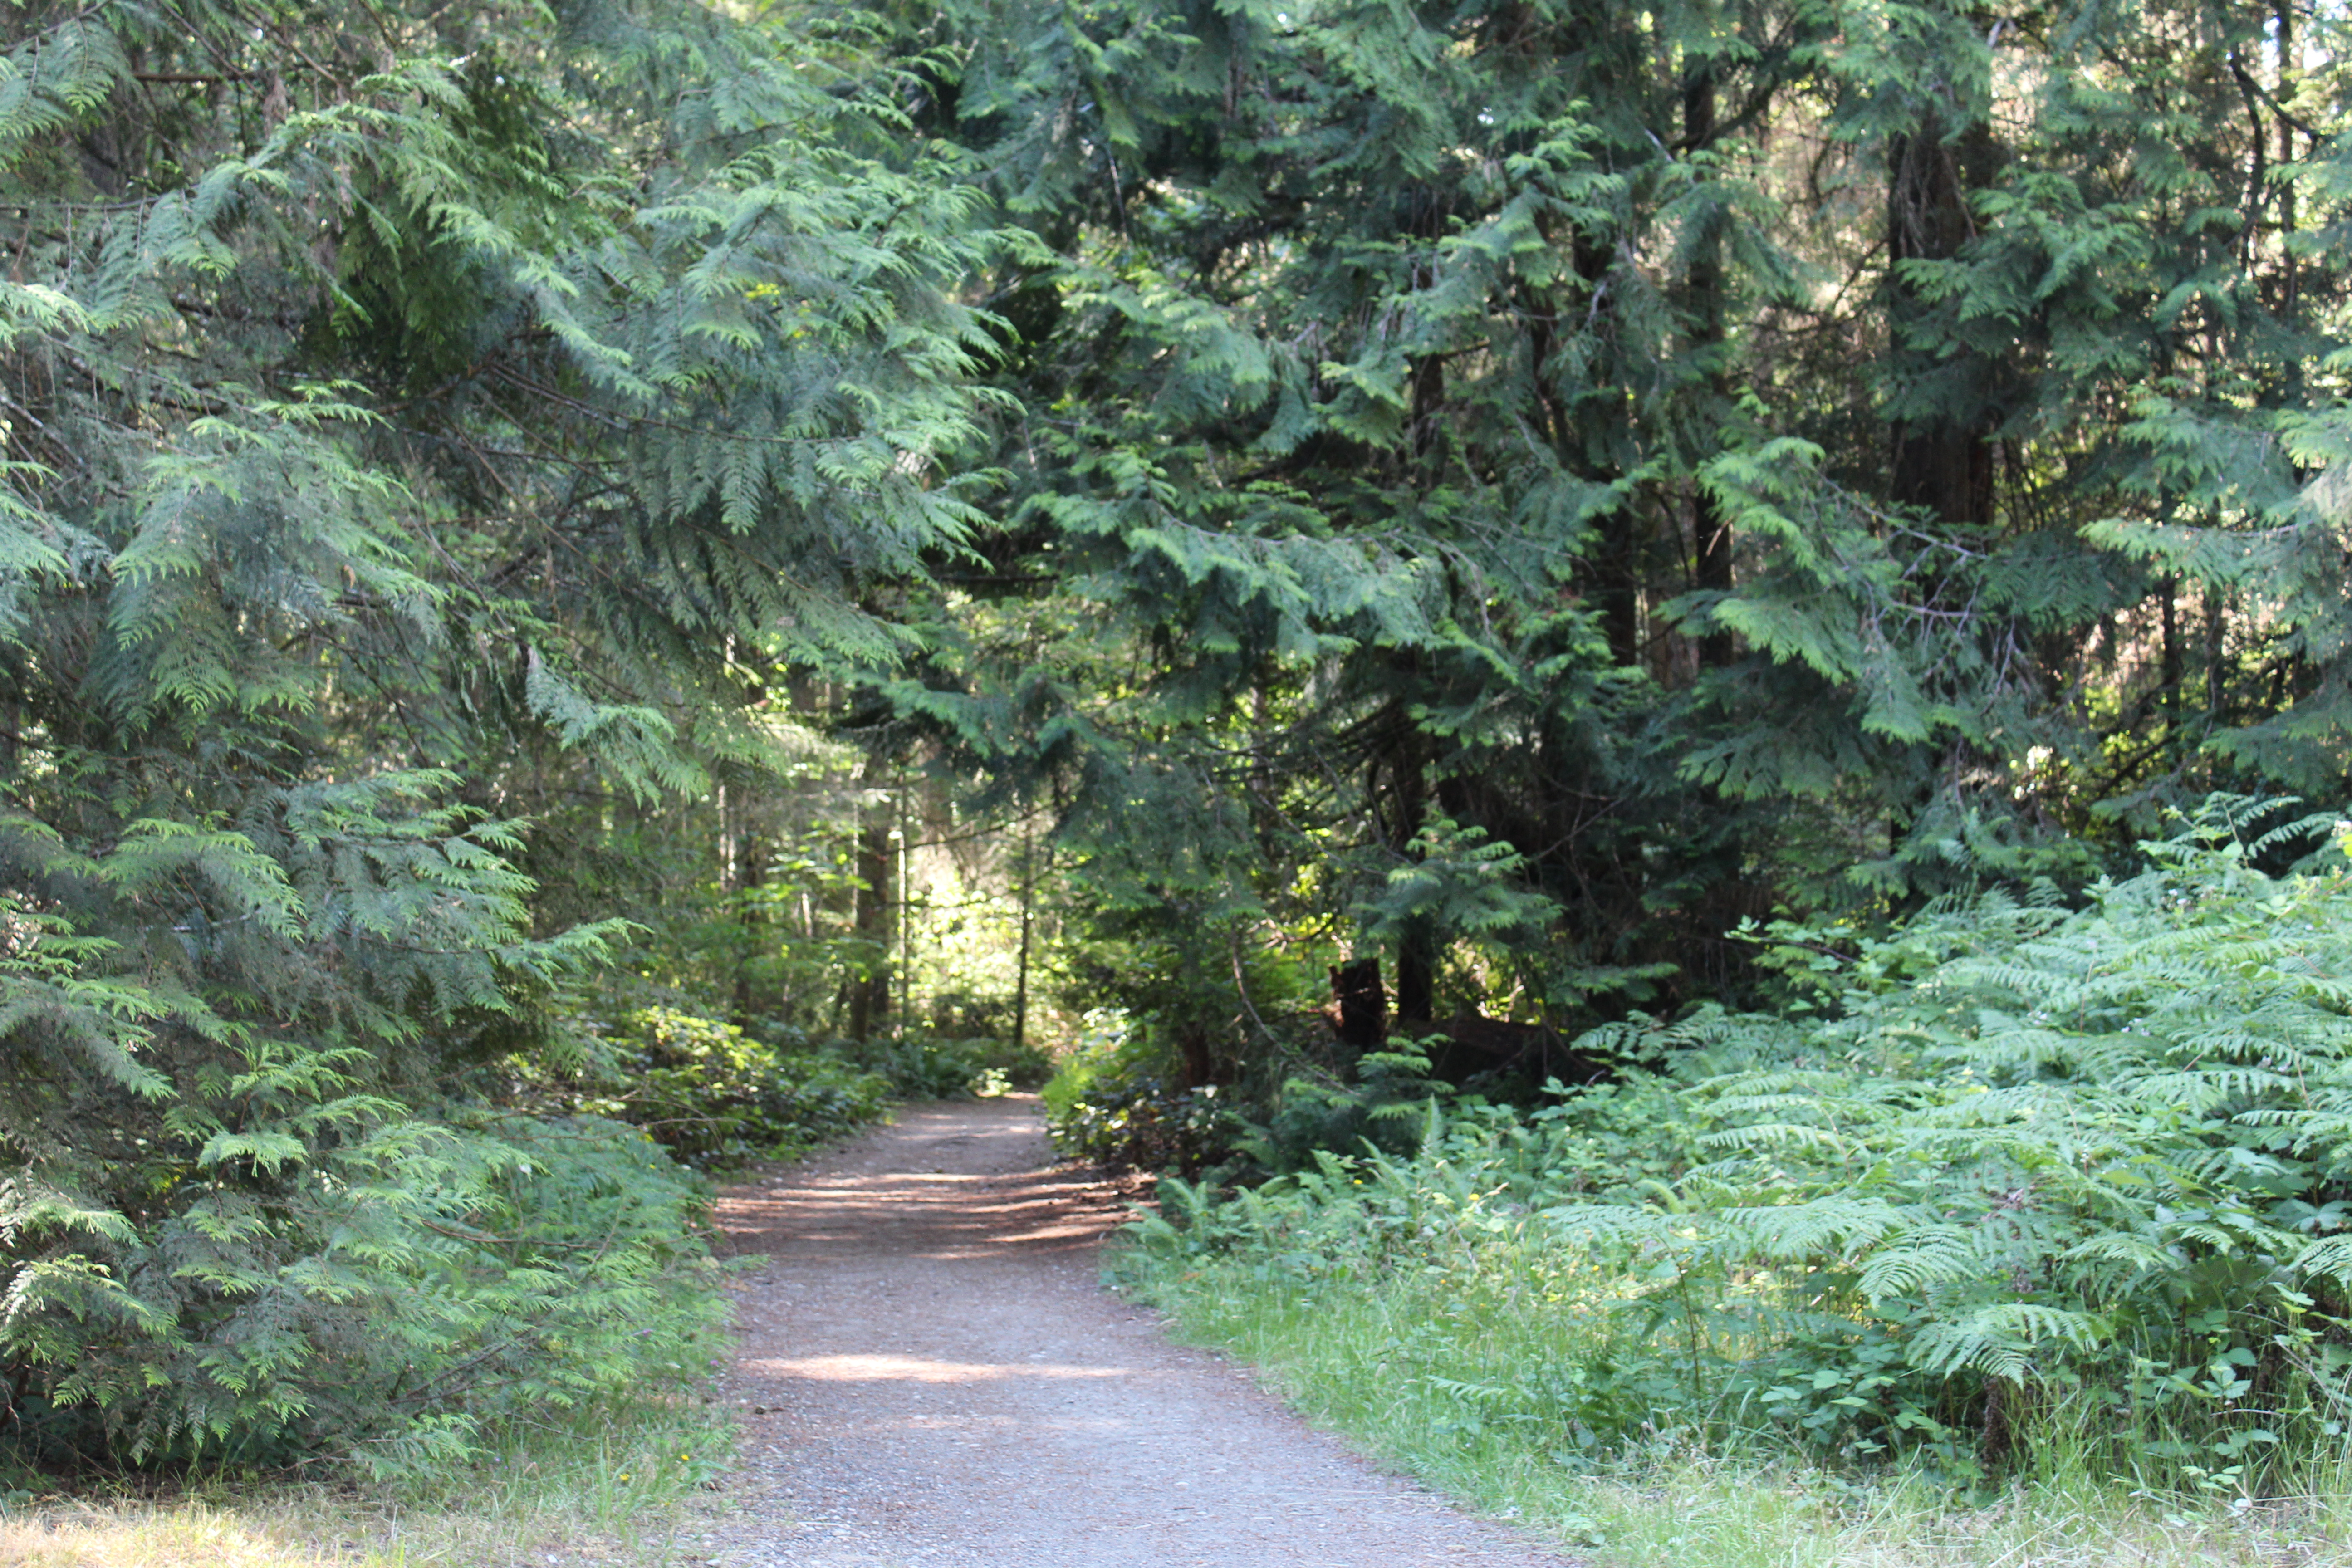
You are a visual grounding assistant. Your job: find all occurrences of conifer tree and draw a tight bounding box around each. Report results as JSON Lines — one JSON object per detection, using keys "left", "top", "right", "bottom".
{"left": 892, "top": 0, "right": 2352, "bottom": 1075}
{"left": 0, "top": 0, "right": 999, "bottom": 1466}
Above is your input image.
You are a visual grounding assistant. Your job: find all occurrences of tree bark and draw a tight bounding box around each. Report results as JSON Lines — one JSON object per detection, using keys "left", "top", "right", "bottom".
{"left": 1886, "top": 112, "right": 1998, "bottom": 530}
{"left": 1012, "top": 820, "right": 1035, "bottom": 1058}
{"left": 1391, "top": 720, "right": 1436, "bottom": 1024}
{"left": 2160, "top": 574, "right": 2182, "bottom": 729}
{"left": 1684, "top": 59, "right": 1736, "bottom": 669}
{"left": 846, "top": 800, "right": 894, "bottom": 1043}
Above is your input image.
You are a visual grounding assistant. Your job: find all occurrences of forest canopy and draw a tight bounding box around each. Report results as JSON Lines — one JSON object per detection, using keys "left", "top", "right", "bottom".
{"left": 5, "top": 0, "right": 2352, "bottom": 1480}
{"left": 898, "top": 0, "right": 2352, "bottom": 1081}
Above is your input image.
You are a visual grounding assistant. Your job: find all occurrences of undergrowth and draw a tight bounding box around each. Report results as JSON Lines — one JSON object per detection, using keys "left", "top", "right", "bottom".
{"left": 1113, "top": 804, "right": 2352, "bottom": 1556}
{"left": 538, "top": 1003, "right": 897, "bottom": 1172}
{"left": 531, "top": 999, "right": 1049, "bottom": 1173}
{"left": 1126, "top": 1259, "right": 2351, "bottom": 1564}
{"left": 1043, "top": 1006, "right": 1240, "bottom": 1176}
{"left": 3, "top": 1104, "right": 730, "bottom": 1483}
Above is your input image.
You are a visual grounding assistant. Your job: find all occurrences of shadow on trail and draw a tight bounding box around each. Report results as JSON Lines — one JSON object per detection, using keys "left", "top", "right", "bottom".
{"left": 717, "top": 1099, "right": 1131, "bottom": 1262}
{"left": 703, "top": 1094, "right": 1579, "bottom": 1568}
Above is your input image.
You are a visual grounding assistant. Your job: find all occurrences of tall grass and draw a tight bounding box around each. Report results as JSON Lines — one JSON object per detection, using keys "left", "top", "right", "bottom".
{"left": 1124, "top": 1240, "right": 2352, "bottom": 1566}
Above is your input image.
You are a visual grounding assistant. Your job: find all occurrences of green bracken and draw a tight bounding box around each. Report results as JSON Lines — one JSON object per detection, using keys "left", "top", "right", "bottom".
{"left": 1115, "top": 807, "right": 2352, "bottom": 1539}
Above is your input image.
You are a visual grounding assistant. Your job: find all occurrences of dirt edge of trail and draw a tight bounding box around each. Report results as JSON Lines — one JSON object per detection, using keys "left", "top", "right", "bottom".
{"left": 696, "top": 1094, "right": 1581, "bottom": 1568}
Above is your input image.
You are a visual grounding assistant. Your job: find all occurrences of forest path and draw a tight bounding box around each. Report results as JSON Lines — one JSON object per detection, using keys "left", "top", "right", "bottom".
{"left": 702, "top": 1095, "right": 1579, "bottom": 1568}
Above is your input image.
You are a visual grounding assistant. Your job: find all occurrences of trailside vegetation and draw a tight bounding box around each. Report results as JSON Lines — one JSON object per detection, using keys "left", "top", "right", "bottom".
{"left": 895, "top": 0, "right": 2352, "bottom": 1096}
{"left": 878, "top": 0, "right": 2352, "bottom": 1496}
{"left": 1116, "top": 806, "right": 2352, "bottom": 1506}
{"left": 14, "top": 0, "right": 2352, "bottom": 1527}
{"left": 0, "top": 0, "right": 999, "bottom": 1476}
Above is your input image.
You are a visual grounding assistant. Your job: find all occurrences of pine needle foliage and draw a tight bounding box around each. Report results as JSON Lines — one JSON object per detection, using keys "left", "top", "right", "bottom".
{"left": 876, "top": 0, "right": 2352, "bottom": 1098}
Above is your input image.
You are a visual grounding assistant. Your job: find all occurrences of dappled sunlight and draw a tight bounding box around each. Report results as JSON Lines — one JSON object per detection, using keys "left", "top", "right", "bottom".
{"left": 745, "top": 1352, "right": 1132, "bottom": 1384}
{"left": 711, "top": 1097, "right": 1583, "bottom": 1565}
{"left": 716, "top": 1118, "right": 1131, "bottom": 1260}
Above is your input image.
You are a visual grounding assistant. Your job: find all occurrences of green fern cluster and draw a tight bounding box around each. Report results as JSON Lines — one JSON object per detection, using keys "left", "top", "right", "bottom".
{"left": 1123, "top": 803, "right": 2352, "bottom": 1488}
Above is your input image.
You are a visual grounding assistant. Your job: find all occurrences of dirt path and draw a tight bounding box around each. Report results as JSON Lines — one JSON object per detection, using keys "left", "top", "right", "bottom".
{"left": 703, "top": 1096, "right": 1578, "bottom": 1568}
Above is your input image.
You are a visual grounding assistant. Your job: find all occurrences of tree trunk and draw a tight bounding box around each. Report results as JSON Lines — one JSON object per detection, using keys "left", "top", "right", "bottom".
{"left": 1012, "top": 820, "right": 1035, "bottom": 1058}
{"left": 2160, "top": 574, "right": 2182, "bottom": 729}
{"left": 1323, "top": 956, "right": 1388, "bottom": 1054}
{"left": 1392, "top": 720, "right": 1436, "bottom": 1025}
{"left": 846, "top": 803, "right": 894, "bottom": 1043}
{"left": 2206, "top": 584, "right": 2227, "bottom": 723}
{"left": 730, "top": 824, "right": 767, "bottom": 1026}
{"left": 1886, "top": 112, "right": 1998, "bottom": 531}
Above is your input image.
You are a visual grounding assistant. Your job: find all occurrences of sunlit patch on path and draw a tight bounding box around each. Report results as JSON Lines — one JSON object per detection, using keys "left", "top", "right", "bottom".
{"left": 703, "top": 1095, "right": 1580, "bottom": 1568}
{"left": 743, "top": 1354, "right": 1132, "bottom": 1384}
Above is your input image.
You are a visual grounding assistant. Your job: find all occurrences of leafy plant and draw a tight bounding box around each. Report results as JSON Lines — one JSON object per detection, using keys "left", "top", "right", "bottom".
{"left": 1044, "top": 1009, "right": 1242, "bottom": 1176}
{"left": 842, "top": 1031, "right": 1052, "bottom": 1101}
{"left": 0, "top": 0, "right": 997, "bottom": 1477}
{"left": 532, "top": 1005, "right": 893, "bottom": 1172}
{"left": 4, "top": 1106, "right": 725, "bottom": 1479}
{"left": 1119, "top": 804, "right": 2352, "bottom": 1493}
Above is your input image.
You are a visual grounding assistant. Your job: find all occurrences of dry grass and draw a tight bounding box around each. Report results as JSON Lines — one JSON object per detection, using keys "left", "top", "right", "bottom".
{"left": 0, "top": 1482, "right": 728, "bottom": 1568}
{"left": 0, "top": 1392, "right": 742, "bottom": 1568}
{"left": 0, "top": 1503, "right": 380, "bottom": 1568}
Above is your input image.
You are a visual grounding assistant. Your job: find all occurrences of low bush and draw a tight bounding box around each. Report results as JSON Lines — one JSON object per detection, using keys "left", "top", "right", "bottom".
{"left": 3, "top": 1109, "right": 725, "bottom": 1481}
{"left": 550, "top": 1005, "right": 893, "bottom": 1171}
{"left": 1043, "top": 1009, "right": 1240, "bottom": 1175}
{"left": 0, "top": 803, "right": 745, "bottom": 1483}
{"left": 1119, "top": 804, "right": 2352, "bottom": 1494}
{"left": 843, "top": 1030, "right": 1053, "bottom": 1100}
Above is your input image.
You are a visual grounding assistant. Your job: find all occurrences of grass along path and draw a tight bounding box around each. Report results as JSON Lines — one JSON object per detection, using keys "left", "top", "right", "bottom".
{"left": 0, "top": 1388, "right": 733, "bottom": 1568}
{"left": 1123, "top": 1249, "right": 2352, "bottom": 1568}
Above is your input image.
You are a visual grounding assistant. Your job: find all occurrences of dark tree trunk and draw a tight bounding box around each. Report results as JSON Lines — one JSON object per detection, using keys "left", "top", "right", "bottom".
{"left": 1389, "top": 714, "right": 1437, "bottom": 1025}
{"left": 1012, "top": 823, "right": 1036, "bottom": 1058}
{"left": 1173, "top": 1024, "right": 1216, "bottom": 1091}
{"left": 1323, "top": 956, "right": 1389, "bottom": 1054}
{"left": 1410, "top": 350, "right": 1445, "bottom": 467}
{"left": 846, "top": 812, "right": 893, "bottom": 1043}
{"left": 2206, "top": 586, "right": 2227, "bottom": 721}
{"left": 2160, "top": 575, "right": 2182, "bottom": 728}
{"left": 730, "top": 828, "right": 767, "bottom": 1026}
{"left": 1886, "top": 113, "right": 1998, "bottom": 531}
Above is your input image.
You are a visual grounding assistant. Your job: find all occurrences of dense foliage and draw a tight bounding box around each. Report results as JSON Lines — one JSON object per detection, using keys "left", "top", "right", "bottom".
{"left": 1122, "top": 810, "right": 2352, "bottom": 1485}
{"left": 883, "top": 0, "right": 2352, "bottom": 1095}
{"left": 16, "top": 0, "right": 2352, "bottom": 1501}
{"left": 532, "top": 1005, "right": 894, "bottom": 1172}
{"left": 0, "top": 0, "right": 997, "bottom": 1473}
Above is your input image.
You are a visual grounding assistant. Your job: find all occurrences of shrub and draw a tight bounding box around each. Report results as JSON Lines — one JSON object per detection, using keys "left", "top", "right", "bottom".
{"left": 554, "top": 1006, "right": 893, "bottom": 1171}
{"left": 2, "top": 1108, "right": 724, "bottom": 1480}
{"left": 842, "top": 1030, "right": 1053, "bottom": 1100}
{"left": 1043, "top": 1009, "right": 1240, "bottom": 1175}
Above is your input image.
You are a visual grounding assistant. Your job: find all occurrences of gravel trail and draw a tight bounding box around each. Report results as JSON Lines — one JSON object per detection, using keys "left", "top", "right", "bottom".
{"left": 705, "top": 1095, "right": 1579, "bottom": 1568}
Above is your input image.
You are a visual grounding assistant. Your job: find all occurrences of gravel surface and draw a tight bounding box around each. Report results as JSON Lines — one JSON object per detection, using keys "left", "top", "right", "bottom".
{"left": 702, "top": 1095, "right": 1580, "bottom": 1568}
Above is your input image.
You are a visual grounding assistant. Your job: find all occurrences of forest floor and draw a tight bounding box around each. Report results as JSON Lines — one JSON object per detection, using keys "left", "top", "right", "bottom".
{"left": 701, "top": 1094, "right": 1579, "bottom": 1568}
